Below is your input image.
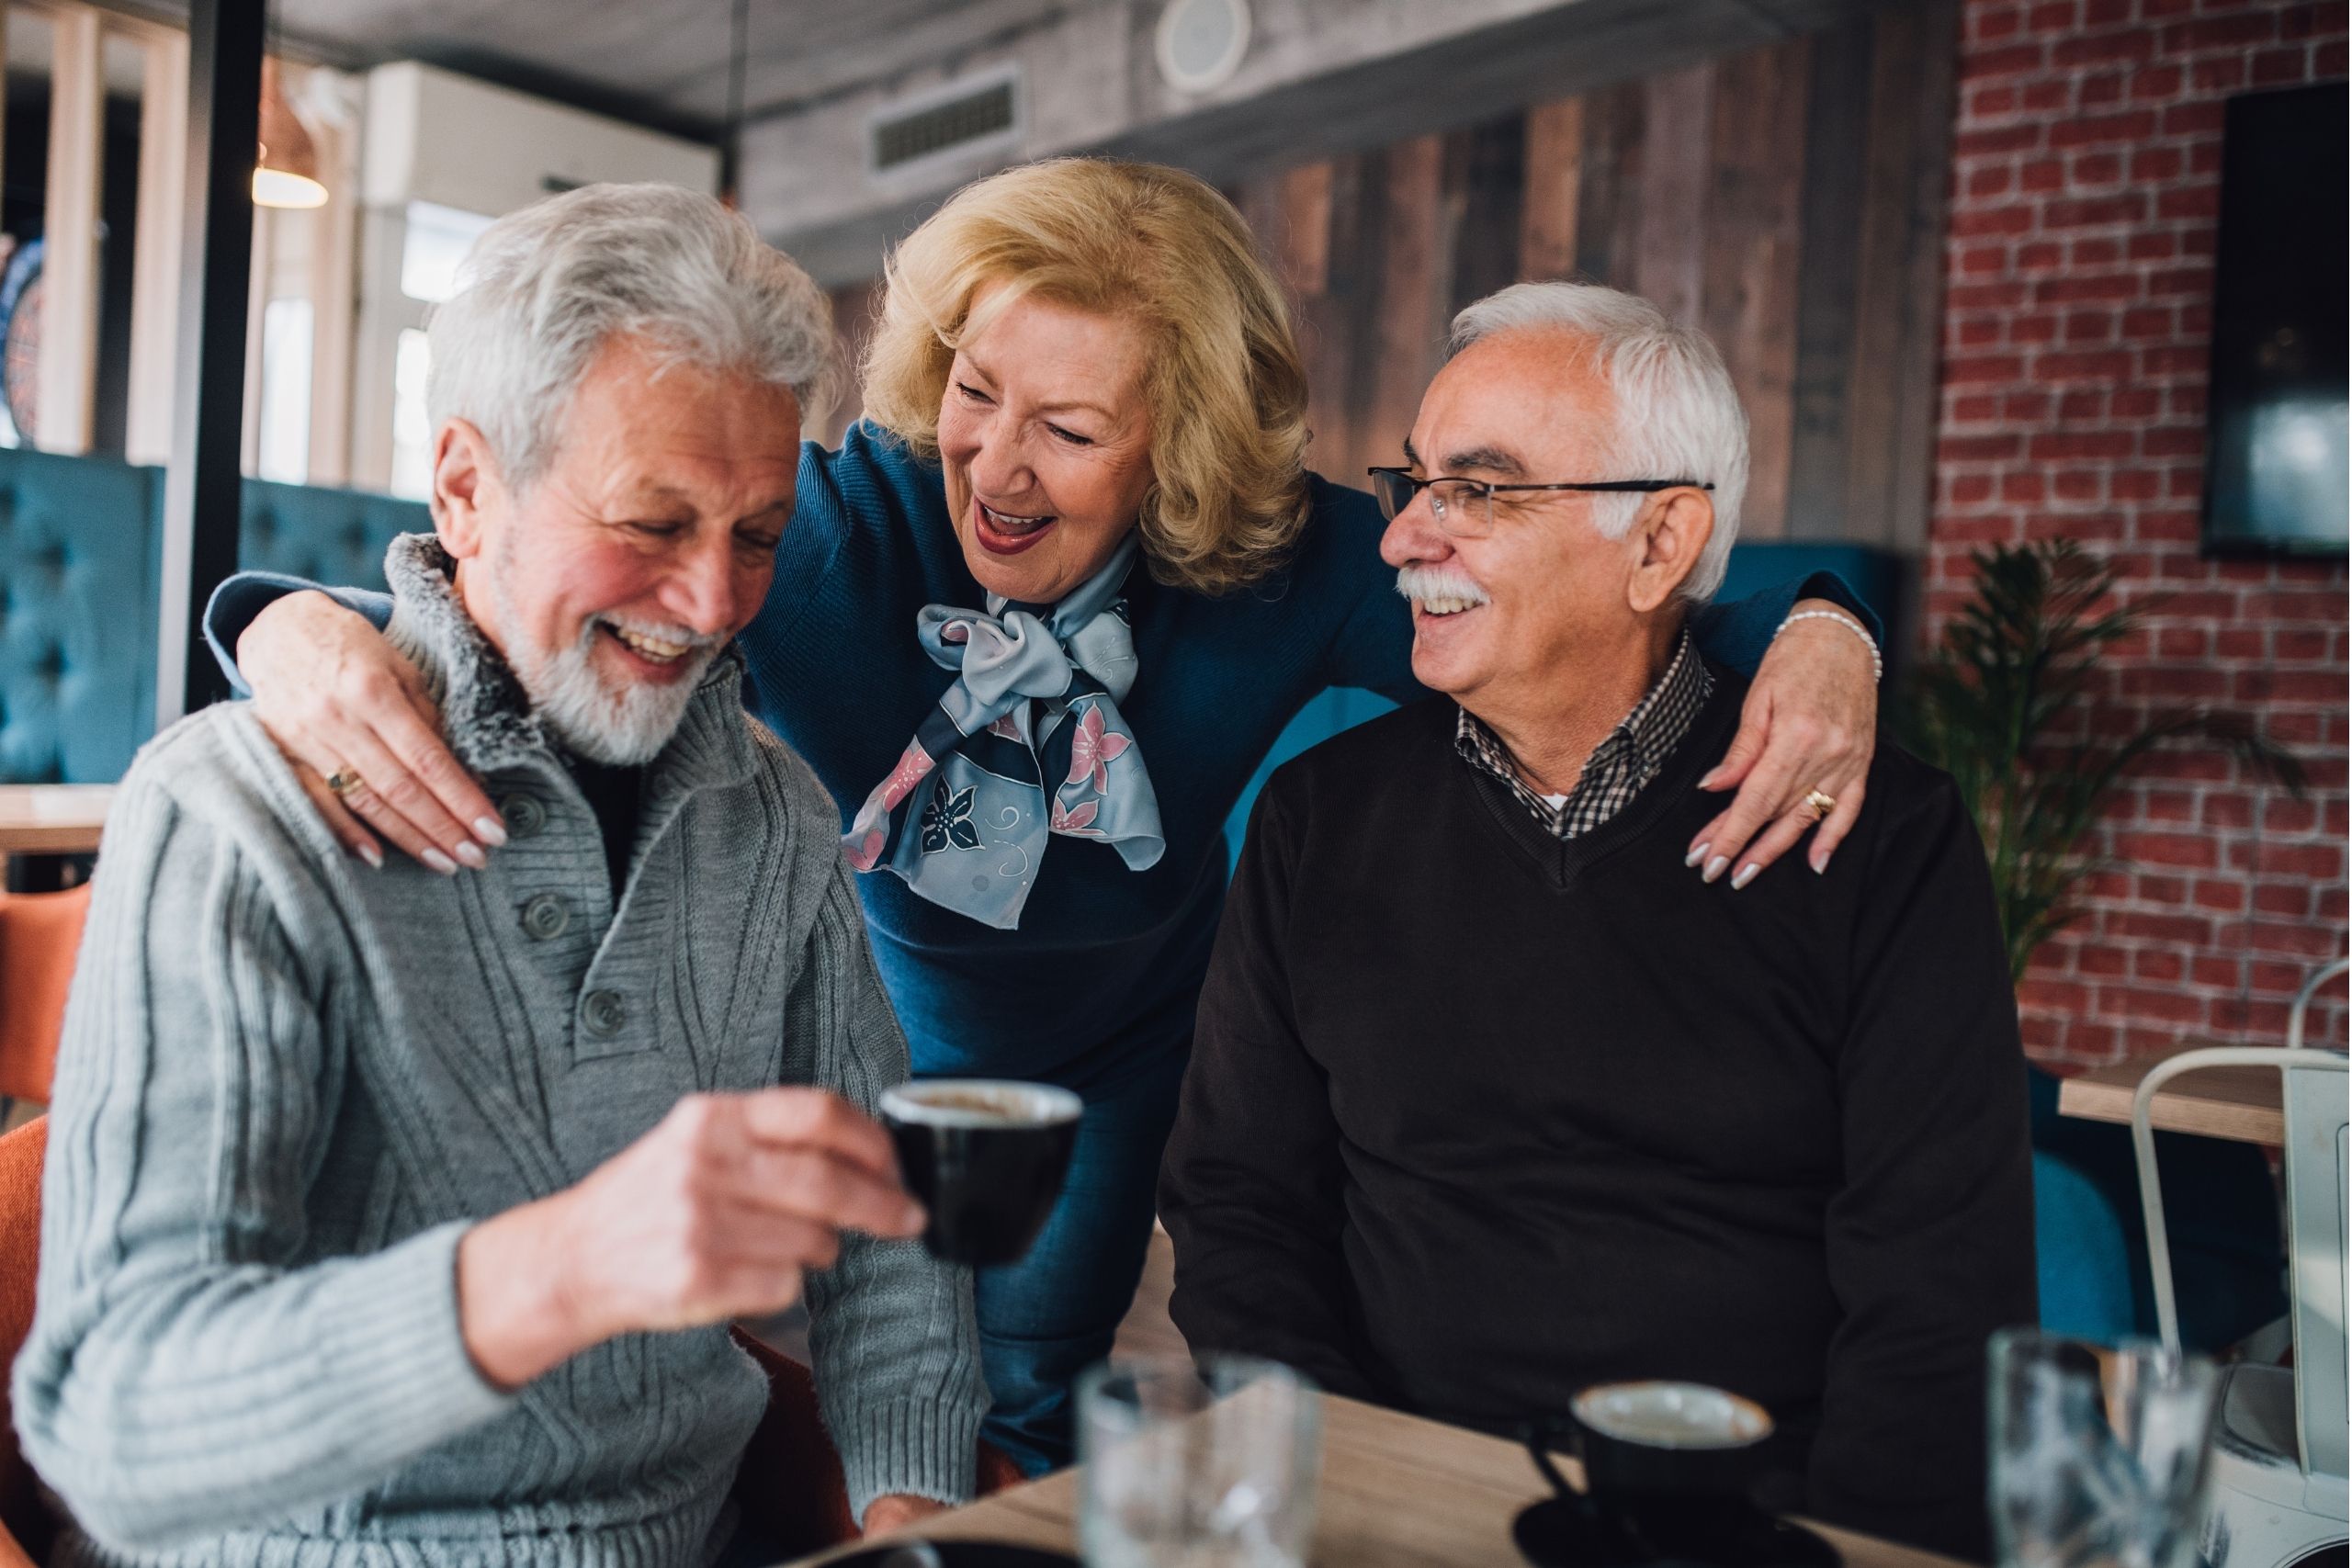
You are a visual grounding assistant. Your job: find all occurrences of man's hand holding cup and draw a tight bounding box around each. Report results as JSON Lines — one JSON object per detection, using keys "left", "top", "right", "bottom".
{"left": 457, "top": 1088, "right": 926, "bottom": 1390}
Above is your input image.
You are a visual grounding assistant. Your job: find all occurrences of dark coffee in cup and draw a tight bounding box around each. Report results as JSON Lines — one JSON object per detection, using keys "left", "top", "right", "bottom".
{"left": 879, "top": 1079, "right": 1081, "bottom": 1267}
{"left": 1569, "top": 1381, "right": 1774, "bottom": 1503}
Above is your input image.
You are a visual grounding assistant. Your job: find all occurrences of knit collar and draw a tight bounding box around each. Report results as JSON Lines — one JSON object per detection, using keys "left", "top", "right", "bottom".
{"left": 379, "top": 532, "right": 756, "bottom": 795}
{"left": 1454, "top": 626, "right": 1713, "bottom": 839}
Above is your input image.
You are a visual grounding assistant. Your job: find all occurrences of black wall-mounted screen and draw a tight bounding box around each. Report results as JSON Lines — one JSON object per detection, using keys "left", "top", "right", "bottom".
{"left": 2201, "top": 83, "right": 2347, "bottom": 557}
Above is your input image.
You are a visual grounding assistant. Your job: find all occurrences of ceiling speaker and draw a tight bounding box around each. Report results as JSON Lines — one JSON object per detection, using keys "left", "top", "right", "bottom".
{"left": 1156, "top": 0, "right": 1251, "bottom": 94}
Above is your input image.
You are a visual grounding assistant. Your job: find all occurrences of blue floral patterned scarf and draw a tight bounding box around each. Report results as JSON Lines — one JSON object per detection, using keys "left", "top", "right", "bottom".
{"left": 842, "top": 538, "right": 1164, "bottom": 930}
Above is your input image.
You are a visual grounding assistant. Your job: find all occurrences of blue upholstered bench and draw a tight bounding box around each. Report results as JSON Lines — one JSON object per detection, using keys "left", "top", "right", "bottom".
{"left": 0, "top": 449, "right": 425, "bottom": 784}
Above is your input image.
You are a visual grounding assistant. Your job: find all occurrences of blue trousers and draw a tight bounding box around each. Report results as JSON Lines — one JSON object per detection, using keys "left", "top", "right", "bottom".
{"left": 973, "top": 1049, "right": 1189, "bottom": 1476}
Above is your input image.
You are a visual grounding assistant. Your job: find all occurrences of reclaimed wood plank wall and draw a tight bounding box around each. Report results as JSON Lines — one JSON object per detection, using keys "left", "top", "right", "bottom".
{"left": 821, "top": 3, "right": 1956, "bottom": 549}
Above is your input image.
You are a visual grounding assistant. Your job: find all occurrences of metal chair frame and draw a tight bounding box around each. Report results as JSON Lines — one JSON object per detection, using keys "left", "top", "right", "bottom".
{"left": 2131, "top": 956, "right": 2347, "bottom": 1492}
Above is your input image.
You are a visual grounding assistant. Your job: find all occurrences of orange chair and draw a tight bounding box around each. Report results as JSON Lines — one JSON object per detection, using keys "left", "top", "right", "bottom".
{"left": 0, "top": 1116, "right": 50, "bottom": 1567}
{"left": 0, "top": 884, "right": 92, "bottom": 1106}
{"left": 0, "top": 1112, "right": 1012, "bottom": 1562}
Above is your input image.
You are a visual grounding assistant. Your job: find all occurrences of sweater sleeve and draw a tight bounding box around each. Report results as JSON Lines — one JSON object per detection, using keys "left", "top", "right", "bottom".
{"left": 203, "top": 573, "right": 394, "bottom": 699}
{"left": 1159, "top": 775, "right": 1378, "bottom": 1401}
{"left": 1808, "top": 764, "right": 2037, "bottom": 1560}
{"left": 795, "top": 860, "right": 989, "bottom": 1520}
{"left": 12, "top": 769, "right": 510, "bottom": 1552}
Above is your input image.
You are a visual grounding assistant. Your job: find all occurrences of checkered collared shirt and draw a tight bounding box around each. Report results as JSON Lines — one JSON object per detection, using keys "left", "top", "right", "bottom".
{"left": 1454, "top": 629, "right": 1714, "bottom": 839}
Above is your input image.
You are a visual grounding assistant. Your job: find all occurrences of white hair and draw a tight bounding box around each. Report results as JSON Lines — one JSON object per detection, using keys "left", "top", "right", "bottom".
{"left": 1448, "top": 282, "right": 1747, "bottom": 603}
{"left": 426, "top": 182, "right": 831, "bottom": 491}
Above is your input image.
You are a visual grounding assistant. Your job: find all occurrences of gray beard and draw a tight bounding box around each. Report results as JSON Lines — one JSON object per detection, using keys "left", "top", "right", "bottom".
{"left": 486, "top": 548, "right": 717, "bottom": 766}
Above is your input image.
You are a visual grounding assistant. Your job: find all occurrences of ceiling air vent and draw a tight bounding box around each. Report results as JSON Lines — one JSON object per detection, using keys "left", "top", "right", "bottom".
{"left": 1157, "top": 0, "right": 1251, "bottom": 94}
{"left": 870, "top": 73, "right": 1020, "bottom": 175}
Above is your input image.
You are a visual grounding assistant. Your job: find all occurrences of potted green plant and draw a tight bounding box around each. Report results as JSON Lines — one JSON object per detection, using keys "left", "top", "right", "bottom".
{"left": 1900, "top": 539, "right": 2306, "bottom": 982}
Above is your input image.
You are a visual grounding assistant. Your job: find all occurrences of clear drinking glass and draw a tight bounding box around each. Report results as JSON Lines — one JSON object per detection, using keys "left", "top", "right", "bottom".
{"left": 1988, "top": 1329, "right": 2222, "bottom": 1568}
{"left": 1078, "top": 1353, "right": 1322, "bottom": 1568}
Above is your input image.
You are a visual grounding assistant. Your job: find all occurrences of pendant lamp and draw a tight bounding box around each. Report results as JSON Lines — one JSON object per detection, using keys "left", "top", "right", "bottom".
{"left": 253, "top": 58, "right": 327, "bottom": 209}
{"left": 719, "top": 0, "right": 749, "bottom": 208}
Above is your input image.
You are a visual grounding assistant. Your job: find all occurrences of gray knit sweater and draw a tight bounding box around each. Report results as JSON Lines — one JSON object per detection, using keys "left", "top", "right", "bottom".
{"left": 15, "top": 536, "right": 988, "bottom": 1568}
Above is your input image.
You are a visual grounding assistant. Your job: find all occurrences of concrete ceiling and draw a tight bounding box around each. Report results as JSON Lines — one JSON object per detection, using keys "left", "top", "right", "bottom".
{"left": 741, "top": 0, "right": 1897, "bottom": 282}
{"left": 111, "top": 0, "right": 1082, "bottom": 139}
{"left": 107, "top": 0, "right": 1905, "bottom": 280}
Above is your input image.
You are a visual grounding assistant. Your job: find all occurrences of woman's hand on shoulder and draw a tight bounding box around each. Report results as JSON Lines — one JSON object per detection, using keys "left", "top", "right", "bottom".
{"left": 1686, "top": 599, "right": 1878, "bottom": 886}
{"left": 239, "top": 590, "right": 503, "bottom": 873}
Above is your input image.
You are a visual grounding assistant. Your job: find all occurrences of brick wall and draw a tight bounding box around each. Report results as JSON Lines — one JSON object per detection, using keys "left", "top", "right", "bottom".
{"left": 1933, "top": 0, "right": 2348, "bottom": 1064}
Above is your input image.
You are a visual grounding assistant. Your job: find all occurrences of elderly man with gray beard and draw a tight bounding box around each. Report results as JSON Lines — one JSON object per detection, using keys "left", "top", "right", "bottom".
{"left": 1159, "top": 282, "right": 2036, "bottom": 1562}
{"left": 16, "top": 185, "right": 987, "bottom": 1568}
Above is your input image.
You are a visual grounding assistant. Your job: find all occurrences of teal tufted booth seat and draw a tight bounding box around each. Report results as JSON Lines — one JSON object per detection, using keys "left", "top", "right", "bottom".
{"left": 0, "top": 446, "right": 426, "bottom": 784}
{"left": 235, "top": 477, "right": 424, "bottom": 592}
{"left": 0, "top": 450, "right": 164, "bottom": 784}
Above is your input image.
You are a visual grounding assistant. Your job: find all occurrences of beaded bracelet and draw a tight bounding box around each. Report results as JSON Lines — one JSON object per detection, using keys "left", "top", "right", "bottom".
{"left": 1777, "top": 608, "right": 1883, "bottom": 683}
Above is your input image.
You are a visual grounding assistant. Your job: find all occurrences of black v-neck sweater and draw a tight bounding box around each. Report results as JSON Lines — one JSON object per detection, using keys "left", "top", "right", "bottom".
{"left": 1161, "top": 671, "right": 2036, "bottom": 1562}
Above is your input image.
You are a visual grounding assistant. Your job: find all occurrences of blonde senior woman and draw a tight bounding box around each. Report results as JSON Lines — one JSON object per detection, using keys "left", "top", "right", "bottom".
{"left": 203, "top": 160, "right": 1883, "bottom": 1472}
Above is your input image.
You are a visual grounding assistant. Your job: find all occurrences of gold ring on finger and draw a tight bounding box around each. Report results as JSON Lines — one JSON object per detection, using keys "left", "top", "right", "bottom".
{"left": 326, "top": 768, "right": 368, "bottom": 799}
{"left": 1803, "top": 788, "right": 1837, "bottom": 821}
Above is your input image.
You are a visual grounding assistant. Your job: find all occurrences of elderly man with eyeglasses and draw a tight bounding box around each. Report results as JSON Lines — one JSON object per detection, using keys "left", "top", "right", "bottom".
{"left": 1159, "top": 282, "right": 2036, "bottom": 1562}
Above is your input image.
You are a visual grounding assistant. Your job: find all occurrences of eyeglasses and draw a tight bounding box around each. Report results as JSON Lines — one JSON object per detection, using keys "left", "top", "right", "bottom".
{"left": 1366, "top": 467, "right": 1713, "bottom": 540}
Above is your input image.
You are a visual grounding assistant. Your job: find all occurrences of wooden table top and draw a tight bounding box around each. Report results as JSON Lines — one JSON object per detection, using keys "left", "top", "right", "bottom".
{"left": 788, "top": 1393, "right": 1963, "bottom": 1568}
{"left": 0, "top": 784, "right": 114, "bottom": 856}
{"left": 2056, "top": 1045, "right": 2285, "bottom": 1145}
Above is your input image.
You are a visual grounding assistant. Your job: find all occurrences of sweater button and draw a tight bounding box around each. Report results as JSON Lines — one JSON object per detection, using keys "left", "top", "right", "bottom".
{"left": 582, "top": 988, "right": 627, "bottom": 1038}
{"left": 521, "top": 892, "right": 571, "bottom": 941}
{"left": 499, "top": 793, "right": 548, "bottom": 839}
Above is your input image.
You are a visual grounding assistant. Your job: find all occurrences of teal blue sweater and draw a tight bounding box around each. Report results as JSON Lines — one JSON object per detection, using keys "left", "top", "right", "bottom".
{"left": 209, "top": 428, "right": 1870, "bottom": 1095}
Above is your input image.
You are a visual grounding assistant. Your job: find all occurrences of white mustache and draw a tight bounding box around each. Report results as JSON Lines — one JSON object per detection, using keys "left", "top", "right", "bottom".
{"left": 1394, "top": 565, "right": 1490, "bottom": 607}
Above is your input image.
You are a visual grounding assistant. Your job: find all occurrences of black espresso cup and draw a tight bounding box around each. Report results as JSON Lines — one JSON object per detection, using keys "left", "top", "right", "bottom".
{"left": 1529, "top": 1381, "right": 1776, "bottom": 1514}
{"left": 1521, "top": 1383, "right": 1827, "bottom": 1568}
{"left": 878, "top": 1078, "right": 1082, "bottom": 1267}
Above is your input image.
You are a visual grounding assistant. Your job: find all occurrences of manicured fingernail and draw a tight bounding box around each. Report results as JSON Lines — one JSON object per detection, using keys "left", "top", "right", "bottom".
{"left": 1732, "top": 863, "right": 1759, "bottom": 890}
{"left": 356, "top": 841, "right": 384, "bottom": 871}
{"left": 1685, "top": 841, "right": 1711, "bottom": 869}
{"left": 473, "top": 816, "right": 509, "bottom": 848}
{"left": 1810, "top": 847, "right": 1829, "bottom": 874}
{"left": 1703, "top": 854, "right": 1730, "bottom": 884}
{"left": 453, "top": 840, "right": 488, "bottom": 870}
{"left": 422, "top": 848, "right": 459, "bottom": 876}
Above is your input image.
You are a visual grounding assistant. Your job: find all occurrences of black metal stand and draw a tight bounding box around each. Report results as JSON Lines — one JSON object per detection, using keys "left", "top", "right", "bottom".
{"left": 154, "top": 0, "right": 264, "bottom": 728}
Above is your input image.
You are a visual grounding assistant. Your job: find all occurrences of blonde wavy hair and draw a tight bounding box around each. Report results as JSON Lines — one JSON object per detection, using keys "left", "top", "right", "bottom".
{"left": 860, "top": 157, "right": 1312, "bottom": 595}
